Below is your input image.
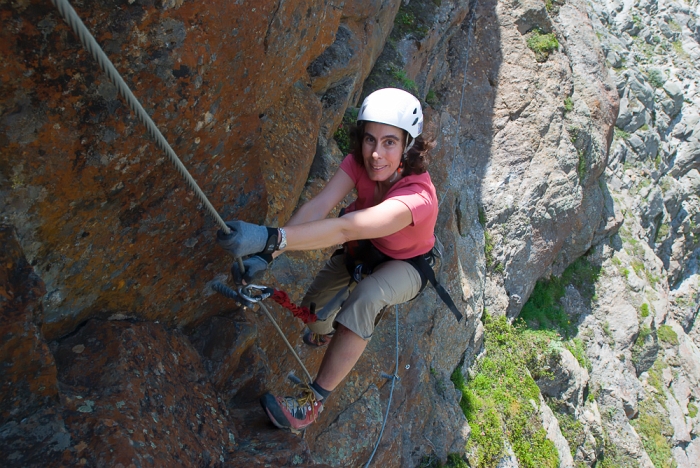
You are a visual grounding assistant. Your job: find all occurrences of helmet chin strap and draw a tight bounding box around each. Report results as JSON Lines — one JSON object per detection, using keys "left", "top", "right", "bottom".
{"left": 404, "top": 134, "right": 415, "bottom": 154}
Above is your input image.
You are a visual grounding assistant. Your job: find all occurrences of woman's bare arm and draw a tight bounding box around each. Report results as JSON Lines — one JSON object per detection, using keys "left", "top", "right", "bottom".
{"left": 280, "top": 199, "right": 413, "bottom": 252}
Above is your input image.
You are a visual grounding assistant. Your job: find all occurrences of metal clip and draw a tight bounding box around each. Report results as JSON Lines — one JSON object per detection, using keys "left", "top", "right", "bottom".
{"left": 238, "top": 284, "right": 273, "bottom": 304}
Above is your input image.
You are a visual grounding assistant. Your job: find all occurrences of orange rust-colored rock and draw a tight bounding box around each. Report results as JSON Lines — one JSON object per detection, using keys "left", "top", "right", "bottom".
{"left": 0, "top": 0, "right": 339, "bottom": 340}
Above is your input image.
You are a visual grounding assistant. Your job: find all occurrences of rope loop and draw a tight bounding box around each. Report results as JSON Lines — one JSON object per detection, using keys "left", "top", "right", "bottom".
{"left": 270, "top": 289, "right": 317, "bottom": 323}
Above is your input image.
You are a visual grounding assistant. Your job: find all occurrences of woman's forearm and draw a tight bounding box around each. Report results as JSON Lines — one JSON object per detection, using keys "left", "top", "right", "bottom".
{"left": 280, "top": 200, "right": 413, "bottom": 253}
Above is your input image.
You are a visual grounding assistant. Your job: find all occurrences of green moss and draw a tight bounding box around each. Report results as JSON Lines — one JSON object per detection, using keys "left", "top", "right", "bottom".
{"left": 478, "top": 207, "right": 487, "bottom": 226}
{"left": 658, "top": 325, "right": 679, "bottom": 345}
{"left": 577, "top": 149, "right": 586, "bottom": 181}
{"left": 519, "top": 257, "right": 601, "bottom": 338}
{"left": 527, "top": 29, "right": 559, "bottom": 62}
{"left": 565, "top": 338, "right": 591, "bottom": 372}
{"left": 389, "top": 66, "right": 419, "bottom": 94}
{"left": 555, "top": 410, "right": 586, "bottom": 457}
{"left": 452, "top": 316, "right": 559, "bottom": 468}
{"left": 640, "top": 303, "right": 650, "bottom": 318}
{"left": 426, "top": 89, "right": 438, "bottom": 106}
{"left": 564, "top": 97, "right": 574, "bottom": 112}
{"left": 631, "top": 397, "right": 675, "bottom": 468}
{"left": 689, "top": 403, "right": 698, "bottom": 418}
{"left": 484, "top": 230, "right": 494, "bottom": 268}
{"left": 332, "top": 108, "right": 359, "bottom": 155}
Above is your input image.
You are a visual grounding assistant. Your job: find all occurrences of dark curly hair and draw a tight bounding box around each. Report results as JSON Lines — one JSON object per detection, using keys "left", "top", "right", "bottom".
{"left": 348, "top": 121, "right": 435, "bottom": 176}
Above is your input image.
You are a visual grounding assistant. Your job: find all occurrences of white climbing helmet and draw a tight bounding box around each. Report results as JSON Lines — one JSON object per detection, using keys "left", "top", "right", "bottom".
{"left": 357, "top": 88, "right": 423, "bottom": 138}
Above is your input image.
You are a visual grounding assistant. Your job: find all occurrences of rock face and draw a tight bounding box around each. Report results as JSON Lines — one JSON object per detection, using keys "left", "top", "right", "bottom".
{"left": 1, "top": 0, "right": 698, "bottom": 466}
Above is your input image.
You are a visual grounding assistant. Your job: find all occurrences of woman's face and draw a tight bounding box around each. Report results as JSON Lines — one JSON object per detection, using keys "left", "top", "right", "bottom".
{"left": 361, "top": 122, "right": 405, "bottom": 183}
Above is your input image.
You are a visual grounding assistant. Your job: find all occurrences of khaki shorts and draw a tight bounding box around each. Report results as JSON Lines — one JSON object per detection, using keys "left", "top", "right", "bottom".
{"left": 302, "top": 253, "right": 422, "bottom": 340}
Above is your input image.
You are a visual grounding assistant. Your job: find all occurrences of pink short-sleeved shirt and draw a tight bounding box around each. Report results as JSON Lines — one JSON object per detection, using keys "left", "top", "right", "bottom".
{"left": 340, "top": 154, "right": 438, "bottom": 259}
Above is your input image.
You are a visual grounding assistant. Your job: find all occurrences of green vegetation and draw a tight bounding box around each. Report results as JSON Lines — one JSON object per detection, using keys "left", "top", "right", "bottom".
{"left": 417, "top": 453, "right": 469, "bottom": 468}
{"left": 614, "top": 127, "right": 630, "bottom": 140}
{"left": 632, "top": 394, "right": 675, "bottom": 468}
{"left": 689, "top": 403, "right": 698, "bottom": 418}
{"left": 640, "top": 303, "right": 650, "bottom": 318}
{"left": 565, "top": 338, "right": 592, "bottom": 372}
{"left": 332, "top": 108, "right": 359, "bottom": 155}
{"left": 451, "top": 316, "right": 559, "bottom": 468}
{"left": 603, "top": 321, "right": 613, "bottom": 339}
{"left": 647, "top": 69, "right": 665, "bottom": 88}
{"left": 655, "top": 222, "right": 670, "bottom": 242}
{"left": 426, "top": 89, "right": 438, "bottom": 106}
{"left": 658, "top": 325, "right": 679, "bottom": 345}
{"left": 672, "top": 40, "right": 689, "bottom": 60}
{"left": 640, "top": 123, "right": 650, "bottom": 131}
{"left": 519, "top": 256, "right": 601, "bottom": 338}
{"left": 577, "top": 149, "right": 587, "bottom": 181}
{"left": 527, "top": 29, "right": 559, "bottom": 62}
{"left": 478, "top": 207, "right": 487, "bottom": 227}
{"left": 394, "top": 5, "right": 430, "bottom": 40}
{"left": 389, "top": 65, "right": 419, "bottom": 94}
{"left": 555, "top": 409, "right": 586, "bottom": 457}
{"left": 564, "top": 97, "right": 574, "bottom": 113}
{"left": 632, "top": 324, "right": 653, "bottom": 371}
{"left": 484, "top": 230, "right": 495, "bottom": 268}
{"left": 667, "top": 19, "right": 682, "bottom": 32}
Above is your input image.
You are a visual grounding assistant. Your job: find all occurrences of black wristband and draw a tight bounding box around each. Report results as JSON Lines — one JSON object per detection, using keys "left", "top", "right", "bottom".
{"left": 260, "top": 227, "right": 279, "bottom": 255}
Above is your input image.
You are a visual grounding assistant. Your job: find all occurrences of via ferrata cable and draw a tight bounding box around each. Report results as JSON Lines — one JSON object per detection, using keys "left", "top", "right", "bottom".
{"left": 50, "top": 0, "right": 245, "bottom": 273}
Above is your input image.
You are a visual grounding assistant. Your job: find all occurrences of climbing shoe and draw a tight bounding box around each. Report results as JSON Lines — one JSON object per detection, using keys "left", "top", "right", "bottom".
{"left": 303, "top": 330, "right": 334, "bottom": 347}
{"left": 260, "top": 385, "right": 324, "bottom": 434}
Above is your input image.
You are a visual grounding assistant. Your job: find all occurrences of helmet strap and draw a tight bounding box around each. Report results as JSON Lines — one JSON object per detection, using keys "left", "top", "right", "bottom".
{"left": 404, "top": 134, "right": 415, "bottom": 154}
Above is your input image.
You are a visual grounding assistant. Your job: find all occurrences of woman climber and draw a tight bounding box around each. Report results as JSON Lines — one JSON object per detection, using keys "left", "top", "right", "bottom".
{"left": 217, "top": 87, "right": 440, "bottom": 433}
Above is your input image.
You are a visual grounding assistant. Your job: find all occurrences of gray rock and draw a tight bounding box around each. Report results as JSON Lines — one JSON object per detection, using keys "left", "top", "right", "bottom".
{"left": 536, "top": 347, "right": 590, "bottom": 411}
{"left": 632, "top": 325, "right": 660, "bottom": 376}
{"left": 539, "top": 395, "right": 575, "bottom": 468}
{"left": 661, "top": 81, "right": 685, "bottom": 118}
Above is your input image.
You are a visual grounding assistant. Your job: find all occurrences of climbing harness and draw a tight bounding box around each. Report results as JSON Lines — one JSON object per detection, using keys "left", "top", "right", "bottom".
{"left": 341, "top": 239, "right": 463, "bottom": 322}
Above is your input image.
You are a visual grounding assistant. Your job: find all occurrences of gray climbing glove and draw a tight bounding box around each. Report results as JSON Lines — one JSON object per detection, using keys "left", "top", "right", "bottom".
{"left": 231, "top": 255, "right": 270, "bottom": 285}
{"left": 216, "top": 220, "right": 279, "bottom": 258}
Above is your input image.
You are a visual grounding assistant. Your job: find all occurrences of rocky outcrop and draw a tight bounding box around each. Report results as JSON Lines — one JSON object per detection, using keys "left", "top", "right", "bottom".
{"left": 2, "top": 0, "right": 698, "bottom": 466}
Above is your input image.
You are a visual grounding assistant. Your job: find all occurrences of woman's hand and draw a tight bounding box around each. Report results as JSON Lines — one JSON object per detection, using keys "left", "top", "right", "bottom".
{"left": 216, "top": 220, "right": 277, "bottom": 258}
{"left": 231, "top": 255, "right": 270, "bottom": 285}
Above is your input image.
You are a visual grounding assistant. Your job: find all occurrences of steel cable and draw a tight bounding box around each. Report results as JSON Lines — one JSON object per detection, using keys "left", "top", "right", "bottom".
{"left": 51, "top": 0, "right": 246, "bottom": 272}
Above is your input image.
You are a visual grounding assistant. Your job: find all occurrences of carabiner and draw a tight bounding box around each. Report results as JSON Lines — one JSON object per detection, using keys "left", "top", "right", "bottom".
{"left": 238, "top": 284, "right": 274, "bottom": 304}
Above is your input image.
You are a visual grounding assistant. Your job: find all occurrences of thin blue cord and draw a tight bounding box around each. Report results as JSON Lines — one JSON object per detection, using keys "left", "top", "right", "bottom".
{"left": 365, "top": 304, "right": 399, "bottom": 467}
